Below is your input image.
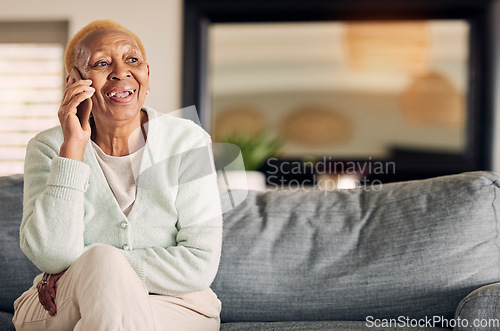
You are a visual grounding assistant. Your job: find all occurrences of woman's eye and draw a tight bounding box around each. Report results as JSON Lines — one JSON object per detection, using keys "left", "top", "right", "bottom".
{"left": 128, "top": 57, "right": 138, "bottom": 63}
{"left": 96, "top": 61, "right": 108, "bottom": 67}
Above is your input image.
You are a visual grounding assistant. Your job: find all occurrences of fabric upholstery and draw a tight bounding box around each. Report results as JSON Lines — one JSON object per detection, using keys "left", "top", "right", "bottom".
{"left": 213, "top": 172, "right": 500, "bottom": 323}
{"left": 220, "top": 320, "right": 448, "bottom": 330}
{"left": 0, "top": 175, "right": 39, "bottom": 314}
{"left": 0, "top": 311, "right": 15, "bottom": 331}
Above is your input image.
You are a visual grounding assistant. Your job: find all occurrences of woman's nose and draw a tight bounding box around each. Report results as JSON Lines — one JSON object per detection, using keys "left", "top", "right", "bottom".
{"left": 109, "top": 62, "right": 131, "bottom": 80}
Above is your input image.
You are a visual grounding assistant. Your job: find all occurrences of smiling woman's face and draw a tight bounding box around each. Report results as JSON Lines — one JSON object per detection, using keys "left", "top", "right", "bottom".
{"left": 75, "top": 29, "right": 149, "bottom": 123}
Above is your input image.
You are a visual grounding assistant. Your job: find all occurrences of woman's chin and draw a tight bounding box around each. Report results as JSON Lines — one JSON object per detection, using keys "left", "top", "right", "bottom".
{"left": 95, "top": 103, "right": 143, "bottom": 122}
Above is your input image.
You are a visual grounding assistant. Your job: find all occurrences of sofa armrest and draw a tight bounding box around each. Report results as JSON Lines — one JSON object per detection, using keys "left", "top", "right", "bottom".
{"left": 454, "top": 282, "right": 500, "bottom": 330}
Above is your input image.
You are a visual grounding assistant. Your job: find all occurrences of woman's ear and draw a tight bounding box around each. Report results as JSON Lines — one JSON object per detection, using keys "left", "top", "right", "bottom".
{"left": 65, "top": 70, "right": 73, "bottom": 84}
{"left": 66, "top": 68, "right": 79, "bottom": 85}
{"left": 71, "top": 67, "right": 84, "bottom": 80}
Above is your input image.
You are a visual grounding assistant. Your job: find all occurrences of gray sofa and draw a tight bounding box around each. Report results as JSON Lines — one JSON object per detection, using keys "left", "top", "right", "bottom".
{"left": 2, "top": 171, "right": 500, "bottom": 330}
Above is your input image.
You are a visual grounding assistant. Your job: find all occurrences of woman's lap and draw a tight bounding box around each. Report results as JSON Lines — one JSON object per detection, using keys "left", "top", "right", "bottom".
{"left": 13, "top": 245, "right": 221, "bottom": 331}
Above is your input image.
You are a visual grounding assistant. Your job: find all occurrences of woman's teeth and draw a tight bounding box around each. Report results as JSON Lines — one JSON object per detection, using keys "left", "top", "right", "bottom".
{"left": 107, "top": 90, "right": 136, "bottom": 97}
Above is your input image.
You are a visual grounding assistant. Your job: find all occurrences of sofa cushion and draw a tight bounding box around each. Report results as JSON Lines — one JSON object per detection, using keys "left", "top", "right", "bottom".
{"left": 0, "top": 175, "right": 40, "bottom": 313}
{"left": 454, "top": 282, "right": 500, "bottom": 330}
{"left": 220, "top": 321, "right": 449, "bottom": 330}
{"left": 0, "top": 311, "right": 15, "bottom": 331}
{"left": 213, "top": 171, "right": 500, "bottom": 323}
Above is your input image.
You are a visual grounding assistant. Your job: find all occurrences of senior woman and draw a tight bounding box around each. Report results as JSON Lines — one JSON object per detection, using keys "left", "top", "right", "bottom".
{"left": 12, "top": 20, "right": 222, "bottom": 330}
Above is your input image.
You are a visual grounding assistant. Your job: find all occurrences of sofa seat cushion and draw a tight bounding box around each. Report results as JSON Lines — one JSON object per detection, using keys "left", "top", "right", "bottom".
{"left": 214, "top": 172, "right": 500, "bottom": 323}
{"left": 454, "top": 281, "right": 500, "bottom": 330}
{"left": 0, "top": 175, "right": 40, "bottom": 314}
{"left": 220, "top": 320, "right": 449, "bottom": 330}
{"left": 0, "top": 311, "right": 14, "bottom": 331}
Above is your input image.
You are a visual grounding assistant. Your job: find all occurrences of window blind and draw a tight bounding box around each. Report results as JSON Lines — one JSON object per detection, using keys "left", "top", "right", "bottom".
{"left": 0, "top": 21, "right": 67, "bottom": 176}
{"left": 0, "top": 44, "right": 63, "bottom": 175}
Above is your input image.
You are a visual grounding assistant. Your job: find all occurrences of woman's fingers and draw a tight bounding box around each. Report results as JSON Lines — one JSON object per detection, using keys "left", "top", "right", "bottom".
{"left": 46, "top": 270, "right": 66, "bottom": 315}
{"left": 48, "top": 285, "right": 56, "bottom": 300}
{"left": 61, "top": 81, "right": 94, "bottom": 106}
{"left": 44, "top": 290, "right": 56, "bottom": 315}
{"left": 37, "top": 283, "right": 55, "bottom": 315}
{"left": 63, "top": 81, "right": 94, "bottom": 99}
{"left": 58, "top": 87, "right": 94, "bottom": 143}
{"left": 45, "top": 287, "right": 57, "bottom": 315}
{"left": 59, "top": 88, "right": 94, "bottom": 116}
{"left": 36, "top": 270, "right": 66, "bottom": 316}
{"left": 62, "top": 67, "right": 92, "bottom": 107}
{"left": 64, "top": 91, "right": 95, "bottom": 115}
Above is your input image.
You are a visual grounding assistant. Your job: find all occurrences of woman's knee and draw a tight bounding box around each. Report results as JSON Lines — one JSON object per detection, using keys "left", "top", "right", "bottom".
{"left": 61, "top": 244, "right": 141, "bottom": 294}
{"left": 83, "top": 244, "right": 123, "bottom": 258}
{"left": 76, "top": 244, "right": 129, "bottom": 272}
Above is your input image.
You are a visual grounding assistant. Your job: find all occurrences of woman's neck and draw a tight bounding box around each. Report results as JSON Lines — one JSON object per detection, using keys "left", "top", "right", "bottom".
{"left": 91, "top": 111, "right": 148, "bottom": 156}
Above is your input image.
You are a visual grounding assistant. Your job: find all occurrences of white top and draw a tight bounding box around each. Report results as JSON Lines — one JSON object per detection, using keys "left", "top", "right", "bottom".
{"left": 91, "top": 140, "right": 145, "bottom": 216}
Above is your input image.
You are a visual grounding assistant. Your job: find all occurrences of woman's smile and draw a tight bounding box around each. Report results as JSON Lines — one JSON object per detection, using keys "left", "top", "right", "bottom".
{"left": 105, "top": 87, "right": 137, "bottom": 103}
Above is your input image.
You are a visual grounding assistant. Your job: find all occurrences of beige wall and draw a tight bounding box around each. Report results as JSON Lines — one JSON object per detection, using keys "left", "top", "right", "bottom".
{"left": 0, "top": 0, "right": 183, "bottom": 113}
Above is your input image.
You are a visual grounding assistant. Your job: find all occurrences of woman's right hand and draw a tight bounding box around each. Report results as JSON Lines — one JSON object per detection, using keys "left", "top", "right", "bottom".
{"left": 58, "top": 68, "right": 94, "bottom": 161}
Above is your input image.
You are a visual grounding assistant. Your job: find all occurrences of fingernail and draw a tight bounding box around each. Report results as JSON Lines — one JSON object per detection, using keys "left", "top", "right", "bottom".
{"left": 49, "top": 308, "right": 53, "bottom": 314}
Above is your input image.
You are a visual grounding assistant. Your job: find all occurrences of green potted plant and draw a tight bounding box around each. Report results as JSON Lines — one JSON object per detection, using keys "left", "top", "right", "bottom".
{"left": 221, "top": 130, "right": 282, "bottom": 191}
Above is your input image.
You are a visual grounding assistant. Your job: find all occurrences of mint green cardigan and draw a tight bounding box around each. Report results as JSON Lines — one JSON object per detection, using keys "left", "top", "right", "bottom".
{"left": 20, "top": 107, "right": 223, "bottom": 295}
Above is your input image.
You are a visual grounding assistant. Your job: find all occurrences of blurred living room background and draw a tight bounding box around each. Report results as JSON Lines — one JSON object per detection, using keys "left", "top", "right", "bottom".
{"left": 1, "top": 0, "right": 500, "bottom": 189}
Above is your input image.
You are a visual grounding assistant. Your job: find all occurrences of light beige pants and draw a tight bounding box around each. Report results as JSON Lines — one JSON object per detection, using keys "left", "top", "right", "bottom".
{"left": 12, "top": 245, "right": 221, "bottom": 331}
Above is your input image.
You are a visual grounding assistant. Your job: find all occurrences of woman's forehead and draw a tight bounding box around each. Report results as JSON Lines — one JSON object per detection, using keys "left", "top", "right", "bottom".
{"left": 80, "top": 29, "right": 139, "bottom": 54}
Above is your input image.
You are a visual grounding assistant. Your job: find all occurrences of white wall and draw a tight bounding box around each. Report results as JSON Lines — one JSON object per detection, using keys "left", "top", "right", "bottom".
{"left": 0, "top": 0, "right": 183, "bottom": 113}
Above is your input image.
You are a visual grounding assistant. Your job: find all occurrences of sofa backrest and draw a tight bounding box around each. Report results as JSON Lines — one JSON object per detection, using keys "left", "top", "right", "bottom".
{"left": 212, "top": 171, "right": 500, "bottom": 323}
{"left": 0, "top": 175, "right": 39, "bottom": 313}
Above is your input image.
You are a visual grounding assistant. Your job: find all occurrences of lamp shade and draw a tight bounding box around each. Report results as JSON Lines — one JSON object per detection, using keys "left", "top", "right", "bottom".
{"left": 400, "top": 71, "right": 465, "bottom": 129}
{"left": 280, "top": 107, "right": 352, "bottom": 146}
{"left": 346, "top": 22, "right": 430, "bottom": 75}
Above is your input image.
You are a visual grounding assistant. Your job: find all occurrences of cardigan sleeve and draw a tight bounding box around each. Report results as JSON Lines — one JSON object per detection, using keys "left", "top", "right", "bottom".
{"left": 123, "top": 130, "right": 223, "bottom": 295}
{"left": 20, "top": 135, "right": 89, "bottom": 274}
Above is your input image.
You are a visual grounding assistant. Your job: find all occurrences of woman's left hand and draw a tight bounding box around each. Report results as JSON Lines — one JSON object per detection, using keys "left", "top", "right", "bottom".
{"left": 36, "top": 270, "right": 67, "bottom": 316}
